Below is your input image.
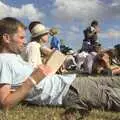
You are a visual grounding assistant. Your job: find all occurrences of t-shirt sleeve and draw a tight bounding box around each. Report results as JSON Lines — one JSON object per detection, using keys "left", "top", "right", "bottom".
{"left": 0, "top": 60, "right": 12, "bottom": 84}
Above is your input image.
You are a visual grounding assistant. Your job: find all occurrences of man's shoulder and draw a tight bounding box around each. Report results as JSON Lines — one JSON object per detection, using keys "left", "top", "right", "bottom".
{"left": 0, "top": 54, "right": 14, "bottom": 68}
{"left": 0, "top": 53, "right": 15, "bottom": 59}
{"left": 0, "top": 53, "right": 19, "bottom": 63}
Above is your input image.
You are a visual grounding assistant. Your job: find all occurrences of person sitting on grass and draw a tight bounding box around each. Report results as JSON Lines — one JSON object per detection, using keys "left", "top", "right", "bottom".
{"left": 92, "top": 49, "right": 120, "bottom": 75}
{"left": 25, "top": 21, "right": 54, "bottom": 68}
{"left": 49, "top": 27, "right": 61, "bottom": 51}
{"left": 0, "top": 17, "right": 76, "bottom": 110}
{"left": 1, "top": 17, "right": 120, "bottom": 120}
{"left": 26, "top": 21, "right": 67, "bottom": 74}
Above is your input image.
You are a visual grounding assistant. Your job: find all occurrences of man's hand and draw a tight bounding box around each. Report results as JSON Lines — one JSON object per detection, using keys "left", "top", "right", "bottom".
{"left": 30, "top": 64, "right": 53, "bottom": 84}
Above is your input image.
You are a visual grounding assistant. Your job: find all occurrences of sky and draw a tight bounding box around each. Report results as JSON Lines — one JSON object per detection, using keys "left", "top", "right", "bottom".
{"left": 0, "top": 0, "right": 120, "bottom": 50}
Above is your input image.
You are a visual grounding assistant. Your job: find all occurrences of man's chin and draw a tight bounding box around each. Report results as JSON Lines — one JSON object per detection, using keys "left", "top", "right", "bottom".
{"left": 17, "top": 49, "right": 24, "bottom": 54}
{"left": 12, "top": 48, "right": 23, "bottom": 54}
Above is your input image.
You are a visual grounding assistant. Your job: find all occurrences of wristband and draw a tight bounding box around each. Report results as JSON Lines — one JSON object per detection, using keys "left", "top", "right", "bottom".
{"left": 28, "top": 76, "right": 37, "bottom": 85}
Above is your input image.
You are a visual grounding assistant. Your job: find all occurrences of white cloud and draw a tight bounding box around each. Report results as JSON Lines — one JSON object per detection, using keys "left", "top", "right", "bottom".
{"left": 51, "top": 0, "right": 106, "bottom": 23}
{"left": 108, "top": 0, "right": 120, "bottom": 19}
{"left": 51, "top": 0, "right": 120, "bottom": 23}
{"left": 70, "top": 25, "right": 80, "bottom": 33}
{"left": 100, "top": 28, "right": 120, "bottom": 39}
{"left": 0, "top": 1, "right": 45, "bottom": 21}
{"left": 111, "top": 2, "right": 119, "bottom": 7}
{"left": 68, "top": 31, "right": 83, "bottom": 50}
{"left": 59, "top": 27, "right": 82, "bottom": 50}
{"left": 99, "top": 28, "right": 120, "bottom": 48}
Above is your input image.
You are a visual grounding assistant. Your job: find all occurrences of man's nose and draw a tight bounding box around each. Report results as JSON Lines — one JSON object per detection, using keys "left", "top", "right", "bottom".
{"left": 21, "top": 38, "right": 26, "bottom": 44}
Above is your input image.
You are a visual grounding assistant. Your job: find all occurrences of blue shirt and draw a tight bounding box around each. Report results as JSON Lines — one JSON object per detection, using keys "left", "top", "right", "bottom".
{"left": 50, "top": 36, "right": 60, "bottom": 50}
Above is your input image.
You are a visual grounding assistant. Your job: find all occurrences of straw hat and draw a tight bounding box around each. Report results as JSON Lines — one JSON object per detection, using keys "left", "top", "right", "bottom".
{"left": 66, "top": 50, "right": 75, "bottom": 55}
{"left": 31, "top": 24, "right": 49, "bottom": 38}
{"left": 49, "top": 27, "right": 59, "bottom": 35}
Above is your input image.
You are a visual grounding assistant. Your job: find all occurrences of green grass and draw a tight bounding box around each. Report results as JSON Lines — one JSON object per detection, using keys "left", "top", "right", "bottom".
{"left": 0, "top": 104, "right": 120, "bottom": 120}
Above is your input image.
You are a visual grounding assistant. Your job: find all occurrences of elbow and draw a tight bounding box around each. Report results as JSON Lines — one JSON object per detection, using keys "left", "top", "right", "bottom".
{"left": 1, "top": 100, "right": 14, "bottom": 110}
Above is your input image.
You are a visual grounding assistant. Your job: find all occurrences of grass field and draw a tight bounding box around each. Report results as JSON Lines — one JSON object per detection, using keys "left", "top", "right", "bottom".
{"left": 1, "top": 76, "right": 120, "bottom": 120}
{"left": 0, "top": 104, "right": 120, "bottom": 120}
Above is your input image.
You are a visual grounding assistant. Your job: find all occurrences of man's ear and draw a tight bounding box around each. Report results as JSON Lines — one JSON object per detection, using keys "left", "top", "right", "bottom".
{"left": 3, "top": 33, "right": 10, "bottom": 43}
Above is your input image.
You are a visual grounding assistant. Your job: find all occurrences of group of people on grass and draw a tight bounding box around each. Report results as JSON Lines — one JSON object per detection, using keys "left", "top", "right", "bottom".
{"left": 0, "top": 17, "right": 120, "bottom": 120}
{"left": 61, "top": 20, "right": 120, "bottom": 76}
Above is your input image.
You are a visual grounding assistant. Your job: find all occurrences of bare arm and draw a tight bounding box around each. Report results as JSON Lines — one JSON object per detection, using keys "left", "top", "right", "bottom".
{"left": 41, "top": 47, "right": 54, "bottom": 56}
{"left": 0, "top": 79, "right": 33, "bottom": 110}
{"left": 0, "top": 65, "right": 50, "bottom": 110}
{"left": 112, "top": 67, "right": 120, "bottom": 75}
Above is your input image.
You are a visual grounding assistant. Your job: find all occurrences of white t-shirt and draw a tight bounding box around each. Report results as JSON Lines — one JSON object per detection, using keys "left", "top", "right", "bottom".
{"left": 0, "top": 53, "right": 33, "bottom": 86}
{"left": 0, "top": 53, "right": 76, "bottom": 105}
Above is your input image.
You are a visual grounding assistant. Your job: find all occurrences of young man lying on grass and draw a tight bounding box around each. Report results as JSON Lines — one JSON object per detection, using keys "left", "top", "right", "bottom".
{"left": 92, "top": 49, "right": 120, "bottom": 75}
{"left": 0, "top": 17, "right": 120, "bottom": 120}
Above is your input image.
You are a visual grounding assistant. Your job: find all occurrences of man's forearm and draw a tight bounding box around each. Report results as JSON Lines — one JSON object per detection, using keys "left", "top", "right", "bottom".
{"left": 1, "top": 65, "right": 49, "bottom": 110}
{"left": 2, "top": 79, "right": 34, "bottom": 110}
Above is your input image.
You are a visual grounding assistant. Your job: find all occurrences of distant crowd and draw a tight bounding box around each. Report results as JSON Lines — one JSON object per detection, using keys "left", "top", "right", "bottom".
{"left": 20, "top": 20, "right": 120, "bottom": 76}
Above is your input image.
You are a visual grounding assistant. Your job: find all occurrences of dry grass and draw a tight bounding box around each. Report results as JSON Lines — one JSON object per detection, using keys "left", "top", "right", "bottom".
{"left": 0, "top": 104, "right": 120, "bottom": 120}
{"left": 0, "top": 76, "right": 120, "bottom": 120}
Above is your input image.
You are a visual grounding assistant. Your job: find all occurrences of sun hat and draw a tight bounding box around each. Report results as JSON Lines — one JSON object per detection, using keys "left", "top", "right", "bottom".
{"left": 31, "top": 24, "right": 49, "bottom": 38}
{"left": 49, "top": 27, "right": 59, "bottom": 35}
{"left": 66, "top": 50, "right": 75, "bottom": 55}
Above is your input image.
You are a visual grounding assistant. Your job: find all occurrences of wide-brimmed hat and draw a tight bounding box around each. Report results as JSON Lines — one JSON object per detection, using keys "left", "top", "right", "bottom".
{"left": 31, "top": 24, "right": 49, "bottom": 38}
{"left": 49, "top": 27, "right": 59, "bottom": 35}
{"left": 66, "top": 50, "right": 75, "bottom": 55}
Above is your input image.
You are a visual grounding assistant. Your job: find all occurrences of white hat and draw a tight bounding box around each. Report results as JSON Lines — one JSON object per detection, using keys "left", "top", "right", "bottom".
{"left": 66, "top": 50, "right": 75, "bottom": 55}
{"left": 31, "top": 24, "right": 49, "bottom": 38}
